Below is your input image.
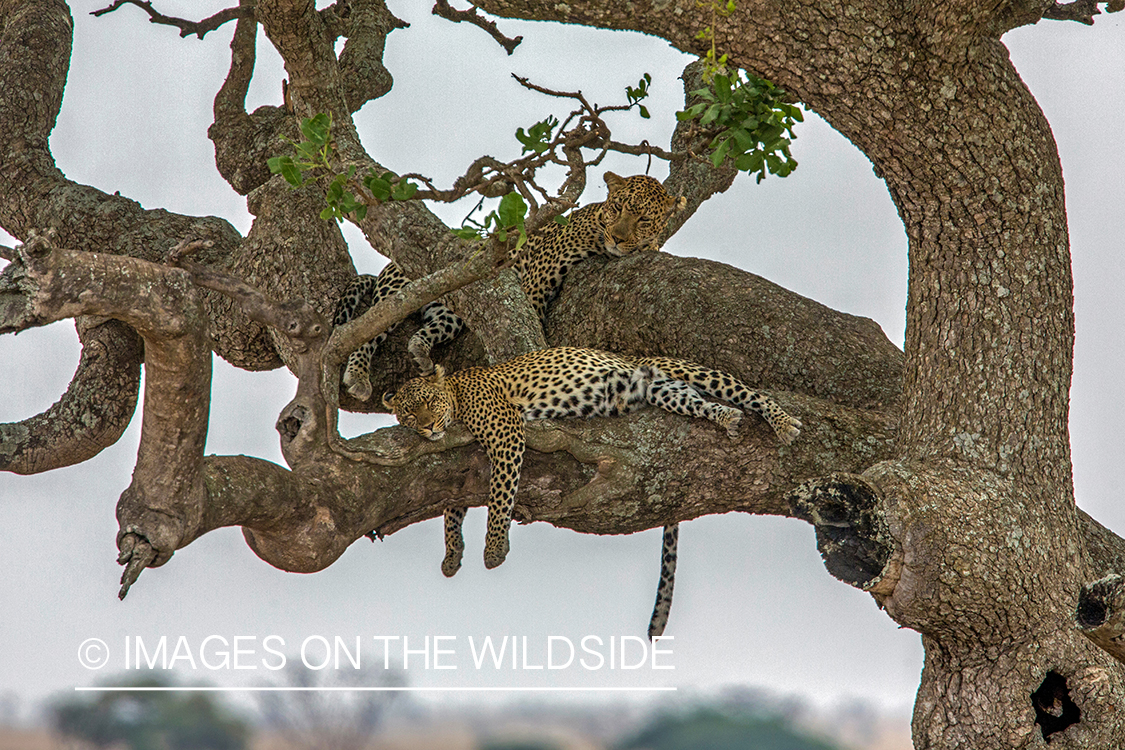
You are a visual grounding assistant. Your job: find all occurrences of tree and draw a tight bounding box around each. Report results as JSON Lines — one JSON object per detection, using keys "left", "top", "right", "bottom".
{"left": 1, "top": 1, "right": 1124, "bottom": 748}
{"left": 51, "top": 674, "right": 249, "bottom": 750}
{"left": 256, "top": 661, "right": 403, "bottom": 750}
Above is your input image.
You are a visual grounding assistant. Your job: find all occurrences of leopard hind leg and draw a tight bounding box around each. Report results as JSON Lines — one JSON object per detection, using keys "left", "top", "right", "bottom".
{"left": 642, "top": 373, "right": 743, "bottom": 438}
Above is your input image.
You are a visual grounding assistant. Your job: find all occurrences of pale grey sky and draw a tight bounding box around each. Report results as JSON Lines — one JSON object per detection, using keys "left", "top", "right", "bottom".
{"left": 1, "top": 0, "right": 1123, "bottom": 724}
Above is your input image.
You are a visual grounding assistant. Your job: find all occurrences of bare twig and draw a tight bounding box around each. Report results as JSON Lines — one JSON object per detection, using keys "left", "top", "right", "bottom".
{"left": 432, "top": 0, "right": 522, "bottom": 54}
{"left": 0, "top": 244, "right": 14, "bottom": 261}
{"left": 606, "top": 139, "right": 682, "bottom": 163}
{"left": 91, "top": 1, "right": 253, "bottom": 39}
{"left": 513, "top": 74, "right": 593, "bottom": 110}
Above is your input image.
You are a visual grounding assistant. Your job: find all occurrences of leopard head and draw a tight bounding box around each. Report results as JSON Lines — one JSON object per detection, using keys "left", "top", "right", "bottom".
{"left": 382, "top": 365, "right": 455, "bottom": 441}
{"left": 598, "top": 172, "right": 688, "bottom": 256}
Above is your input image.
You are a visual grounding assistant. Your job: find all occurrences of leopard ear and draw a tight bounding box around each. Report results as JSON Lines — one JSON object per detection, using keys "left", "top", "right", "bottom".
{"left": 604, "top": 172, "right": 626, "bottom": 194}
{"left": 382, "top": 390, "right": 397, "bottom": 410}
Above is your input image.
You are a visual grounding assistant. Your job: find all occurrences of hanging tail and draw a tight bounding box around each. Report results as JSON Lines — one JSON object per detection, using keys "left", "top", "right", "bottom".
{"left": 648, "top": 523, "right": 679, "bottom": 639}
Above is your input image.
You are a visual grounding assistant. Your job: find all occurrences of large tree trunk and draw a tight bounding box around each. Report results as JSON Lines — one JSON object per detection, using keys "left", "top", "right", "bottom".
{"left": 465, "top": 0, "right": 1125, "bottom": 745}
{"left": 3, "top": 1, "right": 1124, "bottom": 746}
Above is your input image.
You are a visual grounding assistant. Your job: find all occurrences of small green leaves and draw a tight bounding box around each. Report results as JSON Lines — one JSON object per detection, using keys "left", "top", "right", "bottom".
{"left": 267, "top": 155, "right": 305, "bottom": 187}
{"left": 322, "top": 167, "right": 368, "bottom": 221}
{"left": 450, "top": 191, "right": 529, "bottom": 251}
{"left": 626, "top": 73, "right": 653, "bottom": 119}
{"left": 268, "top": 114, "right": 421, "bottom": 223}
{"left": 362, "top": 171, "right": 417, "bottom": 202}
{"left": 677, "top": 71, "right": 802, "bottom": 183}
{"left": 515, "top": 116, "right": 559, "bottom": 154}
{"left": 268, "top": 114, "right": 334, "bottom": 189}
{"left": 299, "top": 112, "right": 332, "bottom": 146}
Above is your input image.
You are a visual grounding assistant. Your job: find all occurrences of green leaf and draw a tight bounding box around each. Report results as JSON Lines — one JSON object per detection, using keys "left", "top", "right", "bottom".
{"left": 713, "top": 73, "right": 732, "bottom": 102}
{"left": 711, "top": 138, "right": 730, "bottom": 167}
{"left": 364, "top": 173, "right": 391, "bottom": 202}
{"left": 497, "top": 192, "right": 527, "bottom": 229}
{"left": 553, "top": 215, "right": 570, "bottom": 226}
{"left": 639, "top": 105, "right": 650, "bottom": 119}
{"left": 734, "top": 151, "right": 762, "bottom": 172}
{"left": 295, "top": 141, "right": 321, "bottom": 163}
{"left": 459, "top": 228, "right": 481, "bottom": 239}
{"left": 392, "top": 181, "right": 418, "bottom": 201}
{"left": 269, "top": 156, "right": 304, "bottom": 187}
{"left": 515, "top": 116, "right": 558, "bottom": 155}
{"left": 300, "top": 113, "right": 332, "bottom": 146}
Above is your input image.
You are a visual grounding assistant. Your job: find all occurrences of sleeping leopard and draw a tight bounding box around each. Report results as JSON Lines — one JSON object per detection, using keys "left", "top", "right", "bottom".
{"left": 382, "top": 346, "right": 803, "bottom": 638}
{"left": 333, "top": 172, "right": 687, "bottom": 401}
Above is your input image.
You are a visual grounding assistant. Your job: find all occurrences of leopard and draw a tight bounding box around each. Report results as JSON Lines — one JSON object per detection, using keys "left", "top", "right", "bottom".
{"left": 333, "top": 172, "right": 687, "bottom": 401}
{"left": 381, "top": 346, "right": 803, "bottom": 638}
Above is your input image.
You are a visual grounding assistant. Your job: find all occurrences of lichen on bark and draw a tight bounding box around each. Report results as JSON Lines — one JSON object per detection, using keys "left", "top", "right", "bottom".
{"left": 3, "top": 0, "right": 1125, "bottom": 746}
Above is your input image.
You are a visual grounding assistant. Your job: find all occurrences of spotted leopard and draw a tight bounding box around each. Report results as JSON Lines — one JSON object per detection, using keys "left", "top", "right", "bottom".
{"left": 334, "top": 173, "right": 686, "bottom": 400}
{"left": 382, "top": 346, "right": 802, "bottom": 637}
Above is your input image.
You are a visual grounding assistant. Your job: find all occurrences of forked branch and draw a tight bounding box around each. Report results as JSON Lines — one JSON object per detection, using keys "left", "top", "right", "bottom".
{"left": 91, "top": 0, "right": 252, "bottom": 39}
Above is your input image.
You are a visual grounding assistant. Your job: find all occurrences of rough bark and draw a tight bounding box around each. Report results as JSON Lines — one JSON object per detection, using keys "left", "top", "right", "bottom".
{"left": 3, "top": 0, "right": 1125, "bottom": 747}
{"left": 466, "top": 0, "right": 1125, "bottom": 746}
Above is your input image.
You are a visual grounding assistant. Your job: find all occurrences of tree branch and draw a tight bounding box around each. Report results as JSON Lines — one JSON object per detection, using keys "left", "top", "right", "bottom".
{"left": 91, "top": 1, "right": 252, "bottom": 39}
{"left": 0, "top": 317, "right": 142, "bottom": 475}
{"left": 1042, "top": 0, "right": 1124, "bottom": 24}
{"left": 432, "top": 0, "right": 522, "bottom": 54}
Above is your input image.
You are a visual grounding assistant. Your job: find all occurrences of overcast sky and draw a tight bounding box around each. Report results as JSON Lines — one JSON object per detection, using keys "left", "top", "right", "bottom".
{"left": 1, "top": 0, "right": 1123, "bottom": 724}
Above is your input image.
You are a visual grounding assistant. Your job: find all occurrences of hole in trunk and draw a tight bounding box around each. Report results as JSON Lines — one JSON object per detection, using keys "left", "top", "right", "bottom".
{"left": 1031, "top": 670, "right": 1080, "bottom": 742}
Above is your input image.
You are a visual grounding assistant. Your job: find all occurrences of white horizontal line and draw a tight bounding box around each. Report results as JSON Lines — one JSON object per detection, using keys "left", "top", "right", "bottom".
{"left": 75, "top": 686, "right": 677, "bottom": 693}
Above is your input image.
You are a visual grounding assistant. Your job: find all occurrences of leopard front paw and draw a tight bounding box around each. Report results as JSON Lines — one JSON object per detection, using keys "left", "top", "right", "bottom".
{"left": 775, "top": 415, "right": 802, "bottom": 445}
{"left": 441, "top": 548, "right": 464, "bottom": 577}
{"left": 483, "top": 537, "right": 510, "bottom": 570}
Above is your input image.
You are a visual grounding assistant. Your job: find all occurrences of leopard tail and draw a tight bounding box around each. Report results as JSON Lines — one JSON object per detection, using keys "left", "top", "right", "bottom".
{"left": 648, "top": 522, "right": 679, "bottom": 639}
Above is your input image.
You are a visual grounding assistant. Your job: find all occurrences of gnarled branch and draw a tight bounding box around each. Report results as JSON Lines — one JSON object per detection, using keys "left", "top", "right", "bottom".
{"left": 91, "top": 0, "right": 252, "bottom": 39}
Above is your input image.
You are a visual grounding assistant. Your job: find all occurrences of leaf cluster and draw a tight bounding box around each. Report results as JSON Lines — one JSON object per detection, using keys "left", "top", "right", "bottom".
{"left": 677, "top": 71, "right": 802, "bottom": 182}
{"left": 515, "top": 116, "right": 560, "bottom": 154}
{"left": 626, "top": 73, "right": 653, "bottom": 119}
{"left": 267, "top": 114, "right": 417, "bottom": 221}
{"left": 452, "top": 191, "right": 530, "bottom": 252}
